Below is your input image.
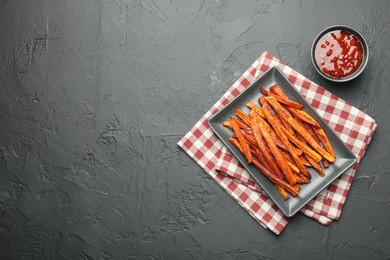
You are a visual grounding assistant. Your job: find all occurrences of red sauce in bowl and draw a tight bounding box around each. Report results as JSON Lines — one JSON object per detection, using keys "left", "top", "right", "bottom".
{"left": 314, "top": 30, "right": 364, "bottom": 79}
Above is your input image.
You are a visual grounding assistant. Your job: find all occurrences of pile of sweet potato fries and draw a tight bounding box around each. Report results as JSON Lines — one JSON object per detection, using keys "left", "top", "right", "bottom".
{"left": 223, "top": 85, "right": 335, "bottom": 200}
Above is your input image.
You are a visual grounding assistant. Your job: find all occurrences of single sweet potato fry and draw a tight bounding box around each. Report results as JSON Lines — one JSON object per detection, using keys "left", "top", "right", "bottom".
{"left": 276, "top": 185, "right": 290, "bottom": 200}
{"left": 246, "top": 102, "right": 265, "bottom": 118}
{"left": 292, "top": 184, "right": 301, "bottom": 193}
{"left": 260, "top": 87, "right": 304, "bottom": 109}
{"left": 306, "top": 154, "right": 325, "bottom": 176}
{"left": 235, "top": 108, "right": 251, "bottom": 127}
{"left": 287, "top": 108, "right": 321, "bottom": 128}
{"left": 258, "top": 96, "right": 266, "bottom": 106}
{"left": 322, "top": 158, "right": 330, "bottom": 168}
{"left": 230, "top": 117, "right": 252, "bottom": 164}
{"left": 223, "top": 121, "right": 232, "bottom": 128}
{"left": 304, "top": 123, "right": 331, "bottom": 168}
{"left": 257, "top": 143, "right": 284, "bottom": 180}
{"left": 270, "top": 84, "right": 289, "bottom": 99}
{"left": 295, "top": 174, "right": 310, "bottom": 184}
{"left": 299, "top": 154, "right": 311, "bottom": 167}
{"left": 280, "top": 150, "right": 300, "bottom": 174}
{"left": 313, "top": 126, "right": 336, "bottom": 159}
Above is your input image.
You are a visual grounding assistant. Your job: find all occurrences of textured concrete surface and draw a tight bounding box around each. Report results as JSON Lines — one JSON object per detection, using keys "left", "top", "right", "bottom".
{"left": 0, "top": 0, "right": 389, "bottom": 259}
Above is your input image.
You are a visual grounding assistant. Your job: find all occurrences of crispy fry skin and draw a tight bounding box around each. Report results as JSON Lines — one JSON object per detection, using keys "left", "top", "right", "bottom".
{"left": 230, "top": 117, "right": 252, "bottom": 164}
{"left": 265, "top": 96, "right": 336, "bottom": 163}
{"left": 299, "top": 154, "right": 311, "bottom": 166}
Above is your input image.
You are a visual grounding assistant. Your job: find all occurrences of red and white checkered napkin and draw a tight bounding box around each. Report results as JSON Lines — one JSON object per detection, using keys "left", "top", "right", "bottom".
{"left": 178, "top": 51, "right": 377, "bottom": 234}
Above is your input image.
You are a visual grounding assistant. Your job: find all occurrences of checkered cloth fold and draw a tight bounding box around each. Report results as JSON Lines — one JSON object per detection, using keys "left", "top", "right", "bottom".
{"left": 178, "top": 52, "right": 377, "bottom": 234}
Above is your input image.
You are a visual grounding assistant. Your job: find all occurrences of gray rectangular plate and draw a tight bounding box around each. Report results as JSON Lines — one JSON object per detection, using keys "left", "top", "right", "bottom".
{"left": 208, "top": 66, "right": 357, "bottom": 217}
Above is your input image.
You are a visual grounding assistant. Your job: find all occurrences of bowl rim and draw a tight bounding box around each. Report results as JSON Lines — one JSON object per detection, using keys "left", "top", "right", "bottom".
{"left": 311, "top": 25, "right": 369, "bottom": 82}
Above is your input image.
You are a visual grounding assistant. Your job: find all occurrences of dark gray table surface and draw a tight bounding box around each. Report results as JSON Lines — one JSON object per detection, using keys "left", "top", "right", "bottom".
{"left": 1, "top": 0, "right": 389, "bottom": 259}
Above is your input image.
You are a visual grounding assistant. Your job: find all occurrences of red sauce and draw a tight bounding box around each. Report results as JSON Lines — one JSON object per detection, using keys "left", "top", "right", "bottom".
{"left": 314, "top": 30, "right": 364, "bottom": 78}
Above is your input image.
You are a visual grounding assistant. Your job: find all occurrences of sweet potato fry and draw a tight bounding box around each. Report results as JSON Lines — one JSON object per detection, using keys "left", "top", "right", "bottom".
{"left": 230, "top": 117, "right": 252, "bottom": 164}
{"left": 223, "top": 121, "right": 231, "bottom": 128}
{"left": 224, "top": 119, "right": 251, "bottom": 132}
{"left": 256, "top": 143, "right": 284, "bottom": 180}
{"left": 321, "top": 158, "right": 330, "bottom": 168}
{"left": 292, "top": 184, "right": 301, "bottom": 193}
{"left": 280, "top": 150, "right": 300, "bottom": 174}
{"left": 236, "top": 132, "right": 256, "bottom": 147}
{"left": 260, "top": 87, "right": 304, "bottom": 109}
{"left": 304, "top": 123, "right": 330, "bottom": 168}
{"left": 265, "top": 96, "right": 336, "bottom": 163}
{"left": 228, "top": 137, "right": 242, "bottom": 151}
{"left": 276, "top": 185, "right": 290, "bottom": 200}
{"left": 270, "top": 84, "right": 289, "bottom": 99}
{"left": 299, "top": 154, "right": 311, "bottom": 167}
{"left": 287, "top": 107, "right": 321, "bottom": 128}
{"left": 258, "top": 96, "right": 266, "bottom": 106}
{"left": 246, "top": 102, "right": 265, "bottom": 118}
{"left": 306, "top": 154, "right": 325, "bottom": 176}
{"left": 295, "top": 173, "right": 310, "bottom": 184}
{"left": 312, "top": 126, "right": 336, "bottom": 159}
{"left": 235, "top": 108, "right": 251, "bottom": 127}
{"left": 288, "top": 162, "right": 300, "bottom": 174}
